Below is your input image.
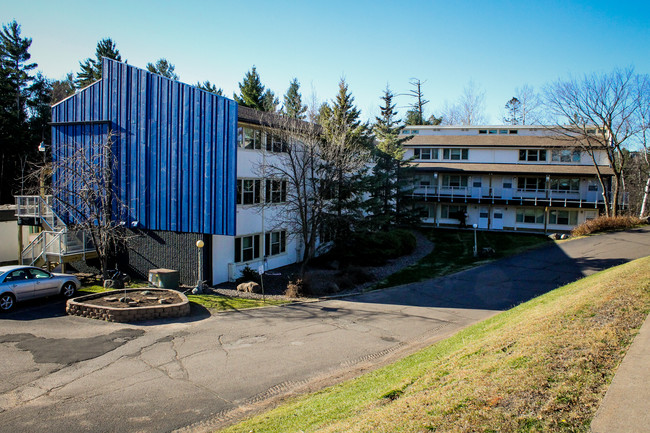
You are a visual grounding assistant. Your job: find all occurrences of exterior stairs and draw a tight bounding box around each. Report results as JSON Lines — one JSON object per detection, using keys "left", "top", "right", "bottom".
{"left": 15, "top": 196, "right": 97, "bottom": 269}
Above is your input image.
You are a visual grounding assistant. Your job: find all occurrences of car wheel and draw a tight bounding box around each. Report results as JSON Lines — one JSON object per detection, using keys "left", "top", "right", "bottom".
{"left": 61, "top": 282, "right": 76, "bottom": 299}
{"left": 0, "top": 293, "right": 15, "bottom": 312}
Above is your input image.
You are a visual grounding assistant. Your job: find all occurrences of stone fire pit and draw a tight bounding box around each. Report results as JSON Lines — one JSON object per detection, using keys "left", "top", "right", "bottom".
{"left": 67, "top": 288, "right": 190, "bottom": 322}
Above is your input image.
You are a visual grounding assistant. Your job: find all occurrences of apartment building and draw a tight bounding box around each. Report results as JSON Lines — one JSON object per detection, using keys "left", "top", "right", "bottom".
{"left": 404, "top": 126, "right": 615, "bottom": 232}
{"left": 17, "top": 59, "right": 304, "bottom": 285}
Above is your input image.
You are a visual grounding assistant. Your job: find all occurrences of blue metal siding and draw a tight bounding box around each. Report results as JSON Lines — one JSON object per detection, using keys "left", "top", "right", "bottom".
{"left": 50, "top": 58, "right": 237, "bottom": 236}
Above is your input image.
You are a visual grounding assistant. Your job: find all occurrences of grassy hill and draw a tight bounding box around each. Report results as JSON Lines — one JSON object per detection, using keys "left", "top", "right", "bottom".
{"left": 221, "top": 256, "right": 650, "bottom": 433}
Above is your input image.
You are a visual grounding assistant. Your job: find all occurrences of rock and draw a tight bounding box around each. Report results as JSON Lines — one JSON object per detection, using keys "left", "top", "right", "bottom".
{"left": 104, "top": 279, "right": 124, "bottom": 290}
{"left": 104, "top": 297, "right": 118, "bottom": 302}
{"left": 325, "top": 281, "right": 339, "bottom": 293}
{"left": 146, "top": 296, "right": 159, "bottom": 301}
{"left": 119, "top": 297, "right": 132, "bottom": 303}
{"left": 548, "top": 233, "right": 559, "bottom": 240}
{"left": 141, "top": 290, "right": 152, "bottom": 295}
{"left": 158, "top": 298, "right": 172, "bottom": 304}
{"left": 560, "top": 233, "right": 569, "bottom": 239}
{"left": 192, "top": 286, "right": 203, "bottom": 295}
{"left": 237, "top": 281, "right": 262, "bottom": 293}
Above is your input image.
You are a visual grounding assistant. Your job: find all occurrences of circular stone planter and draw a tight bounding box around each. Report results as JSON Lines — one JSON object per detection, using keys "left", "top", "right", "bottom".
{"left": 66, "top": 288, "right": 190, "bottom": 322}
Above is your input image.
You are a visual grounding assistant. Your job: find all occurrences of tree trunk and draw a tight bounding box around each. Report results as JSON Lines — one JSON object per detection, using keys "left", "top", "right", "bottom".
{"left": 640, "top": 175, "right": 650, "bottom": 217}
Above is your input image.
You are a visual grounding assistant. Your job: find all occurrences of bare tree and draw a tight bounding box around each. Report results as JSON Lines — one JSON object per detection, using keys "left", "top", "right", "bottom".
{"left": 514, "top": 84, "right": 543, "bottom": 124}
{"left": 253, "top": 113, "right": 329, "bottom": 274}
{"left": 442, "top": 81, "right": 487, "bottom": 125}
{"left": 634, "top": 74, "right": 650, "bottom": 216}
{"left": 33, "top": 135, "right": 130, "bottom": 278}
{"left": 544, "top": 68, "right": 647, "bottom": 216}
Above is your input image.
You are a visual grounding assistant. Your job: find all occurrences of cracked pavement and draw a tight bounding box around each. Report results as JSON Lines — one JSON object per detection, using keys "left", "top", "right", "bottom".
{"left": 0, "top": 227, "right": 648, "bottom": 432}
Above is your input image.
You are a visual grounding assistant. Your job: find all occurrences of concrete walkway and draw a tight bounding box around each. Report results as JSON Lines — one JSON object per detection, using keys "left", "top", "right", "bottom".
{"left": 590, "top": 312, "right": 650, "bottom": 433}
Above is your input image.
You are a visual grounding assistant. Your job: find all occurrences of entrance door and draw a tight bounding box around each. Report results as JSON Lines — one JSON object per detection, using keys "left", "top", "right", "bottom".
{"left": 478, "top": 207, "right": 489, "bottom": 229}
{"left": 492, "top": 208, "right": 504, "bottom": 230}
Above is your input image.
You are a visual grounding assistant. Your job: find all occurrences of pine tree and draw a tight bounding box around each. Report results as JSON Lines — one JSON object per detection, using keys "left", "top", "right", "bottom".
{"left": 51, "top": 72, "right": 76, "bottom": 104}
{"left": 504, "top": 97, "right": 523, "bottom": 125}
{"left": 196, "top": 80, "right": 223, "bottom": 96}
{"left": 367, "top": 87, "right": 418, "bottom": 230}
{"left": 282, "top": 78, "right": 307, "bottom": 119}
{"left": 233, "top": 66, "right": 266, "bottom": 111}
{"left": 262, "top": 89, "right": 279, "bottom": 112}
{"left": 0, "top": 20, "right": 38, "bottom": 202}
{"left": 75, "top": 38, "right": 122, "bottom": 88}
{"left": 319, "top": 79, "right": 371, "bottom": 240}
{"left": 146, "top": 58, "right": 178, "bottom": 80}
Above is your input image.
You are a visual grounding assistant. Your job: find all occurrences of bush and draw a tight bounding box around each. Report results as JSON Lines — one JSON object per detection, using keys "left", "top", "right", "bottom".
{"left": 236, "top": 265, "right": 260, "bottom": 284}
{"left": 285, "top": 274, "right": 312, "bottom": 298}
{"left": 571, "top": 215, "right": 646, "bottom": 236}
{"left": 329, "top": 229, "right": 417, "bottom": 266}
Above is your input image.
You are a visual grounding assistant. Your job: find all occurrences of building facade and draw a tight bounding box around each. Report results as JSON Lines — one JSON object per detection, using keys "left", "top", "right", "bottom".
{"left": 404, "top": 126, "right": 615, "bottom": 233}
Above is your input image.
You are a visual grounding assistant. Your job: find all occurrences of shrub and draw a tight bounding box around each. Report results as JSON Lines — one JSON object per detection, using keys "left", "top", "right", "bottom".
{"left": 571, "top": 215, "right": 646, "bottom": 236}
{"left": 285, "top": 274, "right": 312, "bottom": 298}
{"left": 329, "top": 229, "right": 417, "bottom": 266}
{"left": 343, "top": 266, "right": 375, "bottom": 284}
{"left": 237, "top": 265, "right": 260, "bottom": 284}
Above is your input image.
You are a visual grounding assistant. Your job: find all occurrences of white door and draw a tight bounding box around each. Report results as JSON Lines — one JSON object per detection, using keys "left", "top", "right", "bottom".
{"left": 478, "top": 207, "right": 489, "bottom": 229}
{"left": 492, "top": 208, "right": 504, "bottom": 230}
{"left": 501, "top": 177, "right": 513, "bottom": 199}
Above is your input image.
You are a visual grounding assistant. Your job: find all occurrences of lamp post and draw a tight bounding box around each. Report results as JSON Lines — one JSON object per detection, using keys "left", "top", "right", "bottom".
{"left": 195, "top": 239, "right": 204, "bottom": 293}
{"left": 472, "top": 223, "right": 478, "bottom": 257}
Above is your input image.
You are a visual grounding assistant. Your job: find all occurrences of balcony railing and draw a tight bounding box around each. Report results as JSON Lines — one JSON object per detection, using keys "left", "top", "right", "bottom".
{"left": 412, "top": 185, "right": 627, "bottom": 208}
{"left": 15, "top": 195, "right": 67, "bottom": 230}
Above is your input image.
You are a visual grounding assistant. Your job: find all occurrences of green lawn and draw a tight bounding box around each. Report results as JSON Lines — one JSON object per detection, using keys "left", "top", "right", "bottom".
{"left": 373, "top": 229, "right": 550, "bottom": 290}
{"left": 220, "top": 256, "right": 650, "bottom": 433}
{"left": 77, "top": 285, "right": 288, "bottom": 311}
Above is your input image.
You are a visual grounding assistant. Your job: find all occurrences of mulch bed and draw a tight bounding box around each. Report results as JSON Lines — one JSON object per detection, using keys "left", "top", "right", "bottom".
{"left": 83, "top": 290, "right": 184, "bottom": 308}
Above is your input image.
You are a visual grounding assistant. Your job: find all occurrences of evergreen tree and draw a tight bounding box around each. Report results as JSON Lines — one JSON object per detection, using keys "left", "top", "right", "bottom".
{"left": 504, "top": 96, "right": 523, "bottom": 125}
{"left": 51, "top": 72, "right": 76, "bottom": 104}
{"left": 196, "top": 80, "right": 223, "bottom": 95}
{"left": 0, "top": 20, "right": 39, "bottom": 202}
{"left": 367, "top": 87, "right": 418, "bottom": 230}
{"left": 75, "top": 38, "right": 121, "bottom": 88}
{"left": 319, "top": 79, "right": 371, "bottom": 240}
{"left": 262, "top": 89, "right": 279, "bottom": 112}
{"left": 233, "top": 66, "right": 267, "bottom": 111}
{"left": 282, "top": 78, "right": 307, "bottom": 119}
{"left": 146, "top": 58, "right": 178, "bottom": 80}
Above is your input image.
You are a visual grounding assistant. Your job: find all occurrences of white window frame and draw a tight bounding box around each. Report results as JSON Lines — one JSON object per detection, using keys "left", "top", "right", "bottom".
{"left": 234, "top": 234, "right": 261, "bottom": 263}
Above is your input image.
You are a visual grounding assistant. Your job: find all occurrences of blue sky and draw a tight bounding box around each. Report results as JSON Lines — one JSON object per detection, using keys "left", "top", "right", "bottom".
{"left": 4, "top": 0, "right": 649, "bottom": 123}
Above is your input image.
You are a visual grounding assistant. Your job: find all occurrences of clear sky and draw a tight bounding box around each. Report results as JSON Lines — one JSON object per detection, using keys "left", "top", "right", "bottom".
{"left": 3, "top": 0, "right": 649, "bottom": 123}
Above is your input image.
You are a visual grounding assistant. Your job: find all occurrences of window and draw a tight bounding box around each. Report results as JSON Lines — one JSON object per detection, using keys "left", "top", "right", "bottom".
{"left": 478, "top": 129, "right": 487, "bottom": 134}
{"left": 516, "top": 208, "right": 545, "bottom": 224}
{"left": 238, "top": 126, "right": 263, "bottom": 150}
{"left": 550, "top": 178, "right": 580, "bottom": 193}
{"left": 265, "top": 179, "right": 288, "bottom": 203}
{"left": 266, "top": 134, "right": 288, "bottom": 153}
{"left": 503, "top": 182, "right": 513, "bottom": 188}
{"left": 499, "top": 130, "right": 508, "bottom": 134}
{"left": 552, "top": 149, "right": 581, "bottom": 162}
{"left": 517, "top": 177, "right": 545, "bottom": 191}
{"left": 441, "top": 204, "right": 466, "bottom": 219}
{"left": 442, "top": 175, "right": 468, "bottom": 188}
{"left": 588, "top": 184, "right": 598, "bottom": 191}
{"left": 414, "top": 148, "right": 438, "bottom": 160}
{"left": 265, "top": 230, "right": 287, "bottom": 256}
{"left": 473, "top": 181, "right": 482, "bottom": 187}
{"left": 509, "top": 130, "right": 518, "bottom": 135}
{"left": 443, "top": 148, "right": 469, "bottom": 160}
{"left": 518, "top": 149, "right": 547, "bottom": 162}
{"left": 235, "top": 234, "right": 260, "bottom": 263}
{"left": 28, "top": 268, "right": 50, "bottom": 279}
{"left": 237, "top": 179, "right": 262, "bottom": 205}
{"left": 549, "top": 210, "right": 578, "bottom": 225}
{"left": 488, "top": 130, "right": 497, "bottom": 135}
{"left": 416, "top": 175, "right": 431, "bottom": 187}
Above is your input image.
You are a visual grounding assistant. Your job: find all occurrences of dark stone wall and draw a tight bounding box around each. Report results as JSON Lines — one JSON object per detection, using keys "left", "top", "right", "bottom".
{"left": 118, "top": 230, "right": 210, "bottom": 286}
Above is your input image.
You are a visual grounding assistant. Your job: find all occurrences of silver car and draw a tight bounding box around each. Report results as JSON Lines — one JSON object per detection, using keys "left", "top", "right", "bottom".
{"left": 0, "top": 265, "right": 81, "bottom": 312}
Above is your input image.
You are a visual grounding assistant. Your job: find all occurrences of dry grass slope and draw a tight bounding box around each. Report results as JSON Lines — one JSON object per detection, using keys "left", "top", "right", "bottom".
{"left": 222, "top": 257, "right": 650, "bottom": 433}
{"left": 571, "top": 215, "right": 647, "bottom": 236}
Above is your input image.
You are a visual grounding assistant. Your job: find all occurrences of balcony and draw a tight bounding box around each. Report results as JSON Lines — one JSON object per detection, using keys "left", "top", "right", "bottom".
{"left": 411, "top": 185, "right": 626, "bottom": 209}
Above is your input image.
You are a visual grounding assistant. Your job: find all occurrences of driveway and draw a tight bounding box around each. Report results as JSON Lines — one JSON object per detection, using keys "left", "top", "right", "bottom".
{"left": 1, "top": 227, "right": 649, "bottom": 433}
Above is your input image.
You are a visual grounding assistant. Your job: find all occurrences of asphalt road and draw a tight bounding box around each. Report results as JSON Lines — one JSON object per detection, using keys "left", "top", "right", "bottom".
{"left": 0, "top": 227, "right": 648, "bottom": 433}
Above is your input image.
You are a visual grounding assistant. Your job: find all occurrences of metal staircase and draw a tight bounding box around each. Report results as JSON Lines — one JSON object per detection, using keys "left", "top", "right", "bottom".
{"left": 15, "top": 196, "right": 96, "bottom": 268}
